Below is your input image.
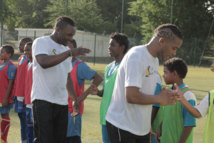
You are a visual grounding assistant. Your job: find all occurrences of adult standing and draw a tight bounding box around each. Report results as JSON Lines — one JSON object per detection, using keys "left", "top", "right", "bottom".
{"left": 31, "top": 16, "right": 90, "bottom": 143}
{"left": 105, "top": 24, "right": 183, "bottom": 143}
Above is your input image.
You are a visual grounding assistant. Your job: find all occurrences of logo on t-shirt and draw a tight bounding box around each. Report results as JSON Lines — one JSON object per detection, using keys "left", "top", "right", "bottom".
{"left": 145, "top": 66, "right": 153, "bottom": 77}
{"left": 51, "top": 49, "right": 57, "bottom": 55}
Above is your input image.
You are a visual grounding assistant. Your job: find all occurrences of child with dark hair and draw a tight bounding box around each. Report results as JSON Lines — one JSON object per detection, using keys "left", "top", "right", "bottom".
{"left": 90, "top": 32, "right": 129, "bottom": 143}
{"left": 0, "top": 45, "right": 17, "bottom": 143}
{"left": 14, "top": 37, "right": 32, "bottom": 143}
{"left": 156, "top": 58, "right": 196, "bottom": 143}
{"left": 176, "top": 61, "right": 214, "bottom": 143}
{"left": 66, "top": 39, "right": 103, "bottom": 143}
{"left": 23, "top": 42, "right": 34, "bottom": 143}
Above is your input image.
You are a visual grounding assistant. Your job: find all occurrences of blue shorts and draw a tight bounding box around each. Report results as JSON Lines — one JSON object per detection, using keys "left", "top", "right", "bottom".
{"left": 26, "top": 107, "right": 33, "bottom": 122}
{"left": 67, "top": 112, "right": 82, "bottom": 137}
{"left": 0, "top": 104, "right": 13, "bottom": 114}
{"left": 14, "top": 97, "right": 26, "bottom": 113}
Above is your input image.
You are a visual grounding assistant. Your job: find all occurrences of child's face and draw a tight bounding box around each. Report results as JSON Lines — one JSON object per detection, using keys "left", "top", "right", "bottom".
{"left": 19, "top": 40, "right": 26, "bottom": 53}
{"left": 163, "top": 66, "right": 175, "bottom": 85}
{"left": 108, "top": 39, "right": 123, "bottom": 58}
{"left": 24, "top": 45, "right": 32, "bottom": 60}
{"left": 0, "top": 48, "right": 11, "bottom": 60}
{"left": 67, "top": 41, "right": 75, "bottom": 50}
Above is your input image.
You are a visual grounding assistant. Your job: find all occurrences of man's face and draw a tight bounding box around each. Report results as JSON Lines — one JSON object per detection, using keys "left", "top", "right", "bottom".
{"left": 108, "top": 39, "right": 124, "bottom": 57}
{"left": 160, "top": 37, "right": 183, "bottom": 61}
{"left": 57, "top": 24, "right": 76, "bottom": 46}
{"left": 24, "top": 45, "right": 32, "bottom": 60}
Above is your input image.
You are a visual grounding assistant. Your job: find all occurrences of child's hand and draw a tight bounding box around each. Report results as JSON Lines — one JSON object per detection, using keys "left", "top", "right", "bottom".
{"left": 88, "top": 84, "right": 98, "bottom": 95}
{"left": 157, "top": 87, "right": 176, "bottom": 105}
{"left": 2, "top": 98, "right": 8, "bottom": 107}
{"left": 174, "top": 83, "right": 185, "bottom": 103}
{"left": 72, "top": 100, "right": 80, "bottom": 115}
{"left": 156, "top": 127, "right": 162, "bottom": 143}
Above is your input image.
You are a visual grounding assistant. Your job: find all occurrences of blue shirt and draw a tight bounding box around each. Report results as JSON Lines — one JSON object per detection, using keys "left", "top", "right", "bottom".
{"left": 179, "top": 83, "right": 196, "bottom": 127}
{"left": 72, "top": 59, "right": 96, "bottom": 87}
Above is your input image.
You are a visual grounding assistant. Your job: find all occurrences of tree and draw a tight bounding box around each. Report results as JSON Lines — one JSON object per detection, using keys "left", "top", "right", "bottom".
{"left": 129, "top": 0, "right": 214, "bottom": 64}
{"left": 46, "top": 0, "right": 105, "bottom": 33}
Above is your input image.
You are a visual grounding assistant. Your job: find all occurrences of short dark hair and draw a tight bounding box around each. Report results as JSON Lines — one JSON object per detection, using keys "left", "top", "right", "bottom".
{"left": 20, "top": 37, "right": 33, "bottom": 43}
{"left": 2, "top": 45, "right": 14, "bottom": 57}
{"left": 54, "top": 16, "right": 75, "bottom": 29}
{"left": 25, "top": 42, "right": 33, "bottom": 47}
{"left": 110, "top": 32, "right": 129, "bottom": 54}
{"left": 164, "top": 57, "right": 187, "bottom": 79}
{"left": 70, "top": 39, "right": 77, "bottom": 48}
{"left": 154, "top": 24, "right": 182, "bottom": 40}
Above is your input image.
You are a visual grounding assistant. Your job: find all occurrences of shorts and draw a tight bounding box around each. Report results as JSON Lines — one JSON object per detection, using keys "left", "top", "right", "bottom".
{"left": 67, "top": 112, "right": 82, "bottom": 137}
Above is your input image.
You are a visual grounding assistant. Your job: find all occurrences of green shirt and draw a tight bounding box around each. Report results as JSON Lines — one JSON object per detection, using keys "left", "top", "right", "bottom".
{"left": 161, "top": 87, "right": 194, "bottom": 143}
{"left": 100, "top": 62, "right": 119, "bottom": 125}
{"left": 203, "top": 90, "right": 214, "bottom": 143}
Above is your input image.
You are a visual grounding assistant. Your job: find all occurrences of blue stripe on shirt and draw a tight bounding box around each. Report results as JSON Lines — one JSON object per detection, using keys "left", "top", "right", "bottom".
{"left": 182, "top": 99, "right": 196, "bottom": 127}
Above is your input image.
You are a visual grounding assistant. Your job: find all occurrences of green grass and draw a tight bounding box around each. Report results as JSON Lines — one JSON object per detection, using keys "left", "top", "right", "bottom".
{"left": 7, "top": 63, "right": 214, "bottom": 143}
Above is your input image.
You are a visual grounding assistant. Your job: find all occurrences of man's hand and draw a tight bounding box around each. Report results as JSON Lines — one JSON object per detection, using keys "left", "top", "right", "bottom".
{"left": 157, "top": 87, "right": 176, "bottom": 105}
{"left": 71, "top": 46, "right": 91, "bottom": 57}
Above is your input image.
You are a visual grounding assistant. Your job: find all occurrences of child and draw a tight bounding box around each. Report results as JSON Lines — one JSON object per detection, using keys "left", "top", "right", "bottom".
{"left": 24, "top": 42, "right": 34, "bottom": 143}
{"left": 90, "top": 32, "right": 129, "bottom": 143}
{"left": 157, "top": 58, "right": 196, "bottom": 143}
{"left": 0, "top": 45, "right": 17, "bottom": 143}
{"left": 177, "top": 61, "right": 214, "bottom": 143}
{"left": 14, "top": 37, "right": 32, "bottom": 143}
{"left": 66, "top": 39, "right": 103, "bottom": 143}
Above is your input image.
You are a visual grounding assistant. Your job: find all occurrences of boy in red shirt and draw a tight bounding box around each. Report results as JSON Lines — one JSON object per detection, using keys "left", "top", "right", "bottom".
{"left": 0, "top": 45, "right": 17, "bottom": 143}
{"left": 14, "top": 38, "right": 32, "bottom": 143}
{"left": 24, "top": 42, "right": 34, "bottom": 143}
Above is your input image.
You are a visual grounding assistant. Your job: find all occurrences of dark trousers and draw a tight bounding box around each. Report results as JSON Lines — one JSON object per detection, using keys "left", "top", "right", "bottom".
{"left": 106, "top": 121, "right": 150, "bottom": 143}
{"left": 32, "top": 100, "right": 68, "bottom": 143}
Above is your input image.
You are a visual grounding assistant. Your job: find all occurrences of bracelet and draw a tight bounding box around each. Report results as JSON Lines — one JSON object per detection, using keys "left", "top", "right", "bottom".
{"left": 69, "top": 50, "right": 72, "bottom": 57}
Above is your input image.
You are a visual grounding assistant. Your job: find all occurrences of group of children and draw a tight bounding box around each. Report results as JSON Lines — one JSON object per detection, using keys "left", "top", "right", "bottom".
{"left": 0, "top": 38, "right": 33, "bottom": 143}
{"left": 0, "top": 35, "right": 214, "bottom": 143}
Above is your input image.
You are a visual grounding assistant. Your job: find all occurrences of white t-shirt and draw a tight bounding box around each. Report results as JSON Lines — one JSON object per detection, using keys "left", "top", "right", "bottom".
{"left": 195, "top": 94, "right": 209, "bottom": 117}
{"left": 106, "top": 45, "right": 159, "bottom": 136}
{"left": 31, "top": 36, "right": 72, "bottom": 105}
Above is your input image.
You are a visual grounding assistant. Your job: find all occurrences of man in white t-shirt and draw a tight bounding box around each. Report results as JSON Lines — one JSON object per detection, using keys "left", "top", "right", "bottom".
{"left": 105, "top": 24, "right": 183, "bottom": 143}
{"left": 31, "top": 16, "right": 90, "bottom": 143}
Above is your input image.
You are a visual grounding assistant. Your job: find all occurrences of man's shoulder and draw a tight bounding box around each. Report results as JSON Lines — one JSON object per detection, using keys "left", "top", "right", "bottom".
{"left": 34, "top": 36, "right": 50, "bottom": 44}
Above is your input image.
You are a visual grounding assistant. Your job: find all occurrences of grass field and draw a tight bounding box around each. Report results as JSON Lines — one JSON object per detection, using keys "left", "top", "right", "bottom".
{"left": 7, "top": 63, "right": 214, "bottom": 143}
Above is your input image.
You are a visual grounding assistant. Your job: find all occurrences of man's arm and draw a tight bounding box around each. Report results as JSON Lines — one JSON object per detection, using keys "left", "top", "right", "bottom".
{"left": 36, "top": 48, "right": 90, "bottom": 69}
{"left": 179, "top": 127, "right": 193, "bottom": 143}
{"left": 126, "top": 86, "right": 176, "bottom": 105}
{"left": 66, "top": 73, "right": 77, "bottom": 101}
{"left": 2, "top": 80, "right": 14, "bottom": 107}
